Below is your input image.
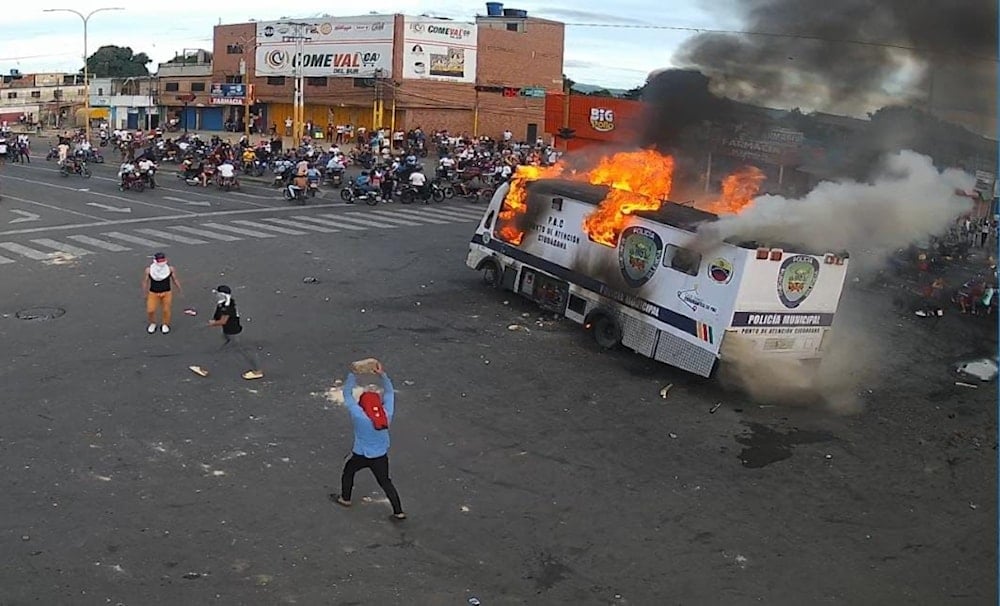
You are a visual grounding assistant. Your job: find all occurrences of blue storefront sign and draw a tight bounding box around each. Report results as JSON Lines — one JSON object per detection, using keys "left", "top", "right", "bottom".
{"left": 210, "top": 83, "right": 246, "bottom": 98}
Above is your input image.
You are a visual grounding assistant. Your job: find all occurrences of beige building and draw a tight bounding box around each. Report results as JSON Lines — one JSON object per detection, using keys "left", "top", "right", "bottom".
{"left": 0, "top": 72, "right": 86, "bottom": 128}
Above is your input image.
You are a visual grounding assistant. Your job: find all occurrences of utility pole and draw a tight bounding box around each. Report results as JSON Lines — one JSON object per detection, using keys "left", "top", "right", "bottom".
{"left": 373, "top": 68, "right": 384, "bottom": 132}
{"left": 278, "top": 21, "right": 313, "bottom": 148}
{"left": 236, "top": 34, "right": 258, "bottom": 138}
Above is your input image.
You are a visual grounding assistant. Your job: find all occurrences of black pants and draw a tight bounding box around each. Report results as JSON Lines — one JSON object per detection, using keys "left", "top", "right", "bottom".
{"left": 221, "top": 333, "right": 261, "bottom": 371}
{"left": 980, "top": 233, "right": 988, "bottom": 247}
{"left": 341, "top": 453, "right": 403, "bottom": 514}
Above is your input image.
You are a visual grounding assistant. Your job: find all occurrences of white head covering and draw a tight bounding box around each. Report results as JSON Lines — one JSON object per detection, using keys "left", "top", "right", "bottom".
{"left": 149, "top": 260, "right": 171, "bottom": 281}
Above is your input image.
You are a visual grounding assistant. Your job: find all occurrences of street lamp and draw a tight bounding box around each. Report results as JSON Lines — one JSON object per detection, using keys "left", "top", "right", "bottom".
{"left": 43, "top": 7, "right": 124, "bottom": 141}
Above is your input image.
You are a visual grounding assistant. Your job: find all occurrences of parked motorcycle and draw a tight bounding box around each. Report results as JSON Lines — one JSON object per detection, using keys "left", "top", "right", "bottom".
{"left": 340, "top": 183, "right": 381, "bottom": 206}
{"left": 398, "top": 184, "right": 432, "bottom": 205}
{"left": 59, "top": 160, "right": 91, "bottom": 179}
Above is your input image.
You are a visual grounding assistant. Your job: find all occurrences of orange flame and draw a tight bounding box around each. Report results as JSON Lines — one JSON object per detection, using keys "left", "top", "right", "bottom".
{"left": 582, "top": 150, "right": 674, "bottom": 246}
{"left": 497, "top": 164, "right": 564, "bottom": 245}
{"left": 704, "top": 166, "right": 766, "bottom": 215}
{"left": 495, "top": 149, "right": 675, "bottom": 248}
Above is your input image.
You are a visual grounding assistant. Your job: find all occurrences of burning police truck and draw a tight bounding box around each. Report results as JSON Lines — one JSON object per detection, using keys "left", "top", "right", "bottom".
{"left": 466, "top": 150, "right": 849, "bottom": 378}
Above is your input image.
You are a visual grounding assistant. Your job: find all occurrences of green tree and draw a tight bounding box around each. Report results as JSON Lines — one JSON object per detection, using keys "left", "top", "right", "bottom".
{"left": 587, "top": 88, "right": 614, "bottom": 97}
{"left": 622, "top": 85, "right": 644, "bottom": 100}
{"left": 84, "top": 45, "right": 151, "bottom": 78}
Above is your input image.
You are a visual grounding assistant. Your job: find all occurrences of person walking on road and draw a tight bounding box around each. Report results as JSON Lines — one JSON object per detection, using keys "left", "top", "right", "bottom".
{"left": 143, "top": 252, "right": 181, "bottom": 334}
{"left": 200, "top": 285, "right": 264, "bottom": 380}
{"left": 332, "top": 360, "right": 406, "bottom": 520}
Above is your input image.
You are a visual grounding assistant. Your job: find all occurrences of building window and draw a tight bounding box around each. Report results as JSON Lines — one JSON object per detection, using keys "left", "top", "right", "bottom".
{"left": 190, "top": 82, "right": 205, "bottom": 92}
{"left": 306, "top": 77, "right": 328, "bottom": 87}
{"left": 353, "top": 78, "right": 374, "bottom": 88}
{"left": 164, "top": 82, "right": 179, "bottom": 92}
{"left": 31, "top": 90, "right": 41, "bottom": 98}
{"left": 506, "top": 22, "right": 519, "bottom": 32}
{"left": 225, "top": 75, "right": 243, "bottom": 84}
{"left": 226, "top": 44, "right": 244, "bottom": 54}
{"left": 97, "top": 87, "right": 104, "bottom": 95}
{"left": 663, "top": 245, "right": 702, "bottom": 276}
{"left": 6, "top": 92, "right": 16, "bottom": 99}
{"left": 266, "top": 76, "right": 285, "bottom": 86}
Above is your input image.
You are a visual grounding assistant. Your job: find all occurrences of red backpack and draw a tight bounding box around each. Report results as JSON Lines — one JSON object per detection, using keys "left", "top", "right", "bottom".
{"left": 359, "top": 392, "right": 389, "bottom": 430}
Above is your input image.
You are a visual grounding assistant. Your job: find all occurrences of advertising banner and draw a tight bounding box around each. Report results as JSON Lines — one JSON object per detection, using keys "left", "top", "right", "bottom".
{"left": 254, "top": 16, "right": 393, "bottom": 78}
{"left": 401, "top": 17, "right": 477, "bottom": 83}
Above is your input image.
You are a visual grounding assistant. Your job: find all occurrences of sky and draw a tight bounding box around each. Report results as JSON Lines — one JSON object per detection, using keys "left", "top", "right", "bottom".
{"left": 2, "top": 1, "right": 725, "bottom": 90}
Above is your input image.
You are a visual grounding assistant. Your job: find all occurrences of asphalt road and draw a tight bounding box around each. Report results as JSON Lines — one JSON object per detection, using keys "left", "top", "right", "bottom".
{"left": 0, "top": 154, "right": 996, "bottom": 605}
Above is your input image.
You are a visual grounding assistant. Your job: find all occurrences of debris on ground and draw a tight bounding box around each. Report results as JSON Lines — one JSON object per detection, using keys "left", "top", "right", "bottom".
{"left": 659, "top": 384, "right": 673, "bottom": 399}
{"left": 956, "top": 358, "right": 998, "bottom": 382}
{"left": 709, "top": 402, "right": 722, "bottom": 414}
{"left": 189, "top": 366, "right": 209, "bottom": 377}
{"left": 668, "top": 432, "right": 678, "bottom": 439}
{"left": 507, "top": 324, "right": 530, "bottom": 332}
{"left": 955, "top": 381, "right": 979, "bottom": 389}
{"left": 302, "top": 276, "right": 319, "bottom": 284}
{"left": 183, "top": 308, "right": 197, "bottom": 316}
{"left": 734, "top": 554, "right": 748, "bottom": 569}
{"left": 182, "top": 572, "right": 203, "bottom": 580}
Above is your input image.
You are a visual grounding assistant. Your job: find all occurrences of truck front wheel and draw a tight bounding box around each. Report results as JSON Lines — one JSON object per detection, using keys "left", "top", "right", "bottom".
{"left": 481, "top": 259, "right": 502, "bottom": 289}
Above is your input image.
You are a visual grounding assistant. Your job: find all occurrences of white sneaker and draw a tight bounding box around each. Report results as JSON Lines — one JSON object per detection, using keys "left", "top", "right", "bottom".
{"left": 161, "top": 324, "right": 170, "bottom": 334}
{"left": 147, "top": 323, "right": 157, "bottom": 334}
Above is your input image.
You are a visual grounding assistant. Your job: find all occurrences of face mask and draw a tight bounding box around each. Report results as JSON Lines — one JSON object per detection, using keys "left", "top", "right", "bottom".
{"left": 215, "top": 293, "right": 230, "bottom": 306}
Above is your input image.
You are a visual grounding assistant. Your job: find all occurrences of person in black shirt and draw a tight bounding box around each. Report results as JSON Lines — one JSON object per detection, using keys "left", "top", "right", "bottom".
{"left": 204, "top": 285, "right": 264, "bottom": 380}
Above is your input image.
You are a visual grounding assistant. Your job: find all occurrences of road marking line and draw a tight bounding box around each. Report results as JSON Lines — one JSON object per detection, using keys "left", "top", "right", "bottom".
{"left": 31, "top": 238, "right": 92, "bottom": 256}
{"left": 2, "top": 194, "right": 105, "bottom": 221}
{"left": 363, "top": 211, "right": 424, "bottom": 226}
{"left": 201, "top": 223, "right": 276, "bottom": 238}
{"left": 291, "top": 215, "right": 367, "bottom": 231}
{"left": 321, "top": 214, "right": 400, "bottom": 229}
{"left": 86, "top": 202, "right": 132, "bottom": 213}
{"left": 163, "top": 196, "right": 212, "bottom": 207}
{"left": 231, "top": 220, "right": 306, "bottom": 235}
{"left": 8, "top": 209, "right": 41, "bottom": 223}
{"left": 399, "top": 207, "right": 477, "bottom": 222}
{"left": 168, "top": 225, "right": 242, "bottom": 241}
{"left": 0, "top": 254, "right": 14, "bottom": 264}
{"left": 2, "top": 174, "right": 200, "bottom": 216}
{"left": 262, "top": 217, "right": 339, "bottom": 233}
{"left": 135, "top": 228, "right": 207, "bottom": 245}
{"left": 424, "top": 207, "right": 484, "bottom": 220}
{"left": 439, "top": 206, "right": 487, "bottom": 218}
{"left": 67, "top": 234, "right": 131, "bottom": 251}
{"left": 383, "top": 208, "right": 452, "bottom": 224}
{"left": 0, "top": 242, "right": 54, "bottom": 260}
{"left": 103, "top": 231, "right": 169, "bottom": 248}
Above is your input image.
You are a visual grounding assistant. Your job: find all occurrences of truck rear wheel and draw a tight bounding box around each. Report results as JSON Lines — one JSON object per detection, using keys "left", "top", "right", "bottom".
{"left": 591, "top": 315, "right": 621, "bottom": 350}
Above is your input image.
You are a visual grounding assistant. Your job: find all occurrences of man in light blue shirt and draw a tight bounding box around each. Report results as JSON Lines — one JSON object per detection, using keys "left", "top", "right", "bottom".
{"left": 332, "top": 361, "right": 405, "bottom": 520}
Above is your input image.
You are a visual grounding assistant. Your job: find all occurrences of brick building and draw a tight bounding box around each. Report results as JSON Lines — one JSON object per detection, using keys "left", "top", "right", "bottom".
{"left": 155, "top": 51, "right": 218, "bottom": 131}
{"left": 211, "top": 9, "right": 563, "bottom": 142}
{"left": 0, "top": 72, "right": 86, "bottom": 129}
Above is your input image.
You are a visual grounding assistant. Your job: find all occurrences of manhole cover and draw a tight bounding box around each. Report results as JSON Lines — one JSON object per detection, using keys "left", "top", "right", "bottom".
{"left": 15, "top": 307, "right": 66, "bottom": 321}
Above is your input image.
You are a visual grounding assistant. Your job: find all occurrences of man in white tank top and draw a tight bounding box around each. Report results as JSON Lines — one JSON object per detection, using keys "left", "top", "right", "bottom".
{"left": 142, "top": 252, "right": 182, "bottom": 334}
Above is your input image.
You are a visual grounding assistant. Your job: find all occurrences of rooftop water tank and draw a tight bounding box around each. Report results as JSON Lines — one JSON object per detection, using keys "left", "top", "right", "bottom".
{"left": 486, "top": 2, "right": 503, "bottom": 16}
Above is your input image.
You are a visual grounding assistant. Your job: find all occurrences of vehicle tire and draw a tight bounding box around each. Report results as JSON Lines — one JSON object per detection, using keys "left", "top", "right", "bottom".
{"left": 432, "top": 189, "right": 445, "bottom": 203}
{"left": 308, "top": 188, "right": 317, "bottom": 198}
{"left": 400, "top": 189, "right": 415, "bottom": 205}
{"left": 283, "top": 188, "right": 294, "bottom": 201}
{"left": 82, "top": 167, "right": 92, "bottom": 178}
{"left": 133, "top": 180, "right": 144, "bottom": 192}
{"left": 340, "top": 187, "right": 354, "bottom": 202}
{"left": 591, "top": 315, "right": 621, "bottom": 350}
{"left": 59, "top": 167, "right": 69, "bottom": 177}
{"left": 481, "top": 258, "right": 502, "bottom": 288}
{"left": 94, "top": 156, "right": 104, "bottom": 164}
{"left": 442, "top": 185, "right": 455, "bottom": 199}
{"left": 366, "top": 195, "right": 380, "bottom": 207}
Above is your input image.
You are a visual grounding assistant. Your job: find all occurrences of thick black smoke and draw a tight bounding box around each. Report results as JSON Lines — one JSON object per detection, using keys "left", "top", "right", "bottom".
{"left": 673, "top": 0, "right": 997, "bottom": 129}
{"left": 636, "top": 69, "right": 734, "bottom": 152}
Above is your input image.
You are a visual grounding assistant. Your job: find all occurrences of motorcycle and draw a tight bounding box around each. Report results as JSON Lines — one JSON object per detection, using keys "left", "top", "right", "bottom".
{"left": 327, "top": 168, "right": 344, "bottom": 187}
{"left": 46, "top": 147, "right": 59, "bottom": 161}
{"left": 141, "top": 167, "right": 157, "bottom": 190}
{"left": 119, "top": 172, "right": 145, "bottom": 192}
{"left": 218, "top": 174, "right": 240, "bottom": 191}
{"left": 59, "top": 160, "right": 91, "bottom": 179}
{"left": 83, "top": 149, "right": 104, "bottom": 164}
{"left": 398, "top": 184, "right": 432, "bottom": 205}
{"left": 427, "top": 181, "right": 448, "bottom": 203}
{"left": 307, "top": 180, "right": 320, "bottom": 198}
{"left": 282, "top": 185, "right": 309, "bottom": 204}
{"left": 176, "top": 171, "right": 201, "bottom": 186}
{"left": 340, "top": 183, "right": 381, "bottom": 206}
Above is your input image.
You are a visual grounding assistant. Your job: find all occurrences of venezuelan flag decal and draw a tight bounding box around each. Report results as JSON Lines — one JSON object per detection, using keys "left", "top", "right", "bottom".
{"left": 696, "top": 322, "right": 714, "bottom": 344}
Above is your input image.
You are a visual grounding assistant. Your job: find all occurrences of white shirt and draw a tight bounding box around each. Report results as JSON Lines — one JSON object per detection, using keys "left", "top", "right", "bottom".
{"left": 408, "top": 172, "right": 427, "bottom": 187}
{"left": 500, "top": 165, "right": 513, "bottom": 178}
{"left": 138, "top": 159, "right": 155, "bottom": 171}
{"left": 119, "top": 163, "right": 135, "bottom": 174}
{"left": 81, "top": 141, "right": 91, "bottom": 151}
{"left": 503, "top": 130, "right": 512, "bottom": 141}
{"left": 440, "top": 157, "right": 455, "bottom": 168}
{"left": 218, "top": 164, "right": 235, "bottom": 178}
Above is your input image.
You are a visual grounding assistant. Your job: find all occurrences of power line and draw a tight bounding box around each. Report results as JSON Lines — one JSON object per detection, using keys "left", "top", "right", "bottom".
{"left": 562, "top": 22, "right": 999, "bottom": 63}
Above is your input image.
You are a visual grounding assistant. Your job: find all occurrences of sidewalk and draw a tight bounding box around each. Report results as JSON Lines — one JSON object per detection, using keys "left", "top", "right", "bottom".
{"left": 32, "top": 127, "right": 361, "bottom": 152}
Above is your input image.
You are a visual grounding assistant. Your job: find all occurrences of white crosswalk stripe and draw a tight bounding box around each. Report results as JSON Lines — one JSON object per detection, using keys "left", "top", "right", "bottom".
{"left": 262, "top": 217, "right": 340, "bottom": 233}
{"left": 291, "top": 215, "right": 367, "bottom": 231}
{"left": 103, "top": 231, "right": 169, "bottom": 248}
{"left": 232, "top": 220, "right": 307, "bottom": 235}
{"left": 135, "top": 228, "right": 208, "bottom": 245}
{"left": 67, "top": 235, "right": 131, "bottom": 252}
{"left": 0, "top": 242, "right": 54, "bottom": 260}
{"left": 31, "top": 238, "right": 92, "bottom": 257}
{"left": 388, "top": 208, "right": 453, "bottom": 224}
{"left": 323, "top": 214, "right": 400, "bottom": 229}
{"left": 0, "top": 205, "right": 485, "bottom": 268}
{"left": 168, "top": 226, "right": 242, "bottom": 242}
{"left": 416, "top": 207, "right": 483, "bottom": 221}
{"left": 201, "top": 223, "right": 276, "bottom": 238}
{"left": 365, "top": 211, "right": 425, "bottom": 226}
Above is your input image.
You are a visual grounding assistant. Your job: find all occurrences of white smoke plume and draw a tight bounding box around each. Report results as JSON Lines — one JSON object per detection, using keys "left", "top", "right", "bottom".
{"left": 694, "top": 150, "right": 976, "bottom": 271}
